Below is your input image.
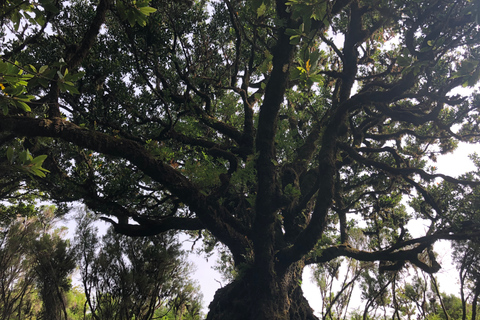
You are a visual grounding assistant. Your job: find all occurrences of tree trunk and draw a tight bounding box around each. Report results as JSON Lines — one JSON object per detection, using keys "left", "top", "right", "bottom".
{"left": 471, "top": 286, "right": 480, "bottom": 320}
{"left": 206, "top": 262, "right": 318, "bottom": 320}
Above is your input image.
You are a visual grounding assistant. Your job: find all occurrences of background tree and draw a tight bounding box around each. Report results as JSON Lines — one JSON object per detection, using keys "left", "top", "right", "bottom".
{"left": 312, "top": 257, "right": 367, "bottom": 320}
{"left": 2, "top": 0, "right": 480, "bottom": 319}
{"left": 0, "top": 203, "right": 40, "bottom": 320}
{"left": 310, "top": 227, "right": 372, "bottom": 319}
{"left": 427, "top": 156, "right": 480, "bottom": 319}
{"left": 453, "top": 238, "right": 480, "bottom": 320}
{"left": 74, "top": 212, "right": 203, "bottom": 320}
{"left": 30, "top": 221, "right": 76, "bottom": 320}
{"left": 0, "top": 203, "right": 77, "bottom": 320}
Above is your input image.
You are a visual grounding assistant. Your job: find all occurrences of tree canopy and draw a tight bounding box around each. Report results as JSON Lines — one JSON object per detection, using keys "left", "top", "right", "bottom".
{"left": 2, "top": 0, "right": 480, "bottom": 319}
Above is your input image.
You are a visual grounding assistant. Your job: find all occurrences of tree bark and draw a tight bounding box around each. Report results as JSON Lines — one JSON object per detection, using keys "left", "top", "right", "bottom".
{"left": 472, "top": 285, "right": 480, "bottom": 320}
{"left": 206, "top": 262, "right": 317, "bottom": 320}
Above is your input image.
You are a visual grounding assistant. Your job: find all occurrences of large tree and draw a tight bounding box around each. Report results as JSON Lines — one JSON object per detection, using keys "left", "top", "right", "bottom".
{"left": 2, "top": 0, "right": 480, "bottom": 319}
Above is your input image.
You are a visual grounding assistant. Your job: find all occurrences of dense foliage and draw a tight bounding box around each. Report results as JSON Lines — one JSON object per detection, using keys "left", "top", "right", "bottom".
{"left": 74, "top": 212, "right": 203, "bottom": 320}
{"left": 2, "top": 0, "right": 480, "bottom": 319}
{"left": 0, "top": 204, "right": 78, "bottom": 320}
{"left": 0, "top": 203, "right": 202, "bottom": 320}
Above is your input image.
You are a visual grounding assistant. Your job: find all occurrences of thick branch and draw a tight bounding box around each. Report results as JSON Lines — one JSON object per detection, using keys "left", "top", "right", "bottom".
{"left": 340, "top": 143, "right": 480, "bottom": 186}
{"left": 0, "top": 116, "right": 249, "bottom": 259}
{"left": 307, "top": 228, "right": 480, "bottom": 268}
{"left": 67, "top": 0, "right": 110, "bottom": 68}
{"left": 253, "top": 0, "right": 296, "bottom": 274}
{"left": 100, "top": 216, "right": 204, "bottom": 237}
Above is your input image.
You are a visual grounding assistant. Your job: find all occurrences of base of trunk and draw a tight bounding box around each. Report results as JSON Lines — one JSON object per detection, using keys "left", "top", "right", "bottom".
{"left": 206, "top": 272, "right": 318, "bottom": 320}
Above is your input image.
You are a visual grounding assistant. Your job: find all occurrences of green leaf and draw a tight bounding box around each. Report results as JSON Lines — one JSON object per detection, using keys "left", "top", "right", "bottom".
{"left": 397, "top": 55, "right": 411, "bottom": 67}
{"left": 4, "top": 86, "right": 25, "bottom": 96}
{"left": 309, "top": 74, "right": 323, "bottom": 84}
{"left": 35, "top": 12, "right": 46, "bottom": 26}
{"left": 39, "top": 0, "right": 60, "bottom": 14}
{"left": 285, "top": 28, "right": 299, "bottom": 36}
{"left": 29, "top": 167, "right": 47, "bottom": 177}
{"left": 289, "top": 35, "right": 301, "bottom": 45}
{"left": 127, "top": 9, "right": 136, "bottom": 27}
{"left": 39, "top": 65, "right": 48, "bottom": 74}
{"left": 43, "top": 2, "right": 59, "bottom": 14}
{"left": 64, "top": 71, "right": 85, "bottom": 82}
{"left": 257, "top": 3, "right": 267, "bottom": 17}
{"left": 299, "top": 23, "right": 304, "bottom": 33}
{"left": 252, "top": 0, "right": 266, "bottom": 13}
{"left": 19, "top": 150, "right": 32, "bottom": 163}
{"left": 137, "top": 6, "right": 157, "bottom": 15}
{"left": 15, "top": 95, "right": 35, "bottom": 102}
{"left": 57, "top": 81, "right": 66, "bottom": 92}
{"left": 0, "top": 61, "right": 7, "bottom": 73}
{"left": 135, "top": 15, "right": 147, "bottom": 27}
{"left": 64, "top": 83, "right": 80, "bottom": 94}
{"left": 6, "top": 147, "right": 13, "bottom": 163}
{"left": 116, "top": 1, "right": 127, "bottom": 20}
{"left": 15, "top": 100, "right": 31, "bottom": 112}
{"left": 38, "top": 78, "right": 49, "bottom": 88}
{"left": 31, "top": 155, "right": 48, "bottom": 165}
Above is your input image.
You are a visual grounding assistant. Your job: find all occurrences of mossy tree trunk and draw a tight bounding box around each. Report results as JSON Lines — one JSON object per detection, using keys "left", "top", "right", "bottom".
{"left": 207, "top": 262, "right": 317, "bottom": 320}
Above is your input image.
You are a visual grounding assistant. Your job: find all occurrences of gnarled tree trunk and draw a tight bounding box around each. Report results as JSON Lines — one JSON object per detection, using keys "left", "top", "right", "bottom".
{"left": 207, "top": 262, "right": 317, "bottom": 320}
